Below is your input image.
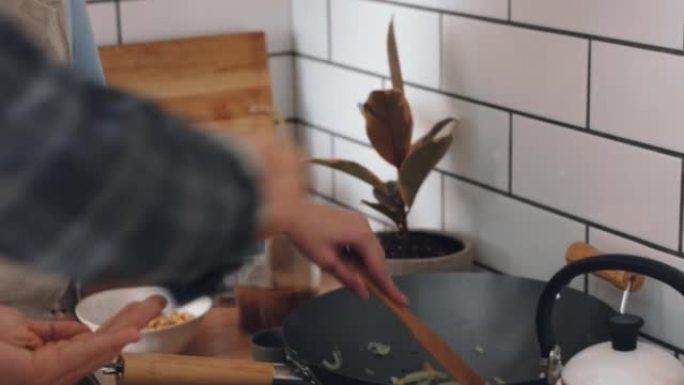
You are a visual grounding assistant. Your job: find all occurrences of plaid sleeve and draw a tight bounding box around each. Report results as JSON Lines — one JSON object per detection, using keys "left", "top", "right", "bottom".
{"left": 0, "top": 17, "right": 260, "bottom": 284}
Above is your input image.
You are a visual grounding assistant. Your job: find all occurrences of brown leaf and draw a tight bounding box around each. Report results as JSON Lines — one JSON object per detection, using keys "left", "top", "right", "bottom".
{"left": 388, "top": 19, "right": 404, "bottom": 92}
{"left": 311, "top": 158, "right": 386, "bottom": 192}
{"left": 399, "top": 133, "right": 453, "bottom": 207}
{"left": 412, "top": 118, "right": 457, "bottom": 151}
{"left": 364, "top": 90, "right": 413, "bottom": 167}
{"left": 362, "top": 200, "right": 400, "bottom": 223}
{"left": 373, "top": 181, "right": 404, "bottom": 211}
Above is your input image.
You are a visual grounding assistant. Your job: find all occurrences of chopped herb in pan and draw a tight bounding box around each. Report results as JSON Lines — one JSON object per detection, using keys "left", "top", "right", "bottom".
{"left": 493, "top": 376, "right": 506, "bottom": 384}
{"left": 322, "top": 348, "right": 342, "bottom": 371}
{"left": 367, "top": 341, "right": 391, "bottom": 357}
{"left": 389, "top": 370, "right": 452, "bottom": 385}
{"left": 473, "top": 345, "right": 485, "bottom": 355}
{"left": 365, "top": 368, "right": 376, "bottom": 376}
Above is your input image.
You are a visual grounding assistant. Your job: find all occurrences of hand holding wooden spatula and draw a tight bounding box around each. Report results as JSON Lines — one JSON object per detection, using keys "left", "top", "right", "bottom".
{"left": 342, "top": 252, "right": 486, "bottom": 385}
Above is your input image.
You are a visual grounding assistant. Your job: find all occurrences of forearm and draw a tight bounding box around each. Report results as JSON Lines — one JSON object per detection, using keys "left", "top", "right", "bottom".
{"left": 0, "top": 18, "right": 259, "bottom": 283}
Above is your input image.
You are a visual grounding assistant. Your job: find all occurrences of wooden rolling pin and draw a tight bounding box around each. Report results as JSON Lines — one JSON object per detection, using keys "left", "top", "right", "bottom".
{"left": 566, "top": 242, "right": 645, "bottom": 291}
{"left": 116, "top": 354, "right": 274, "bottom": 385}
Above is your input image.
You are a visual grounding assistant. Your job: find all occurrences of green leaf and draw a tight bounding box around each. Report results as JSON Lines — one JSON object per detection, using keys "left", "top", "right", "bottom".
{"left": 364, "top": 90, "right": 413, "bottom": 167}
{"left": 362, "top": 200, "right": 399, "bottom": 222}
{"left": 399, "top": 133, "right": 454, "bottom": 207}
{"left": 311, "top": 158, "right": 386, "bottom": 192}
{"left": 411, "top": 118, "right": 457, "bottom": 151}
{"left": 387, "top": 19, "right": 404, "bottom": 92}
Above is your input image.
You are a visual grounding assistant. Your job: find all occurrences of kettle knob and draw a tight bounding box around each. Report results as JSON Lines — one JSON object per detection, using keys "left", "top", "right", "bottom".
{"left": 609, "top": 314, "right": 643, "bottom": 352}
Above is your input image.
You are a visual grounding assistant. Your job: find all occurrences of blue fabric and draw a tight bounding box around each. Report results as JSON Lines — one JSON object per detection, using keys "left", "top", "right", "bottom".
{"left": 67, "top": 0, "right": 105, "bottom": 85}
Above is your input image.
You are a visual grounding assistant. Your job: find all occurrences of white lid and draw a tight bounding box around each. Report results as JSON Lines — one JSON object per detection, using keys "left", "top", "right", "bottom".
{"left": 563, "top": 341, "right": 684, "bottom": 385}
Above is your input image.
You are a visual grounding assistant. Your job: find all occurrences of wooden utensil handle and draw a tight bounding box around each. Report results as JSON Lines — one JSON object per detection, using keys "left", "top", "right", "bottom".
{"left": 117, "top": 353, "right": 274, "bottom": 385}
{"left": 566, "top": 242, "right": 645, "bottom": 291}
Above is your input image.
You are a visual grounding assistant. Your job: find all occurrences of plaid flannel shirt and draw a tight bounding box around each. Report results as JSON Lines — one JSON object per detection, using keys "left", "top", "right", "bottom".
{"left": 0, "top": 18, "right": 260, "bottom": 285}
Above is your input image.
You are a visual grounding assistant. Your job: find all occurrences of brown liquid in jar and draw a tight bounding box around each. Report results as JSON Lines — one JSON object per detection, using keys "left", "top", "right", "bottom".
{"left": 237, "top": 285, "right": 317, "bottom": 333}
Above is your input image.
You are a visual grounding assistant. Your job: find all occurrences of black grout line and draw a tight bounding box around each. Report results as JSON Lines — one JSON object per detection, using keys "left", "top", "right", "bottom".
{"left": 679, "top": 158, "right": 684, "bottom": 253}
{"left": 330, "top": 133, "right": 336, "bottom": 196}
{"left": 298, "top": 118, "right": 684, "bottom": 259}
{"left": 327, "top": 0, "right": 333, "bottom": 61}
{"left": 440, "top": 173, "right": 446, "bottom": 230}
{"left": 114, "top": 0, "right": 123, "bottom": 45}
{"left": 585, "top": 40, "right": 592, "bottom": 129}
{"left": 585, "top": 225, "right": 590, "bottom": 243}
{"left": 295, "top": 53, "right": 684, "bottom": 159}
{"left": 438, "top": 169, "right": 684, "bottom": 258}
{"left": 360, "top": 0, "right": 684, "bottom": 57}
{"left": 310, "top": 191, "right": 395, "bottom": 228}
{"left": 269, "top": 51, "right": 297, "bottom": 58}
{"left": 296, "top": 118, "right": 372, "bottom": 148}
{"left": 438, "top": 13, "right": 444, "bottom": 89}
{"left": 508, "top": 113, "right": 513, "bottom": 193}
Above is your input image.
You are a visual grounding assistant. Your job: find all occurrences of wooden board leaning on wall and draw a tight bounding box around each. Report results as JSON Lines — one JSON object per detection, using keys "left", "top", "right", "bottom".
{"left": 99, "top": 32, "right": 277, "bottom": 136}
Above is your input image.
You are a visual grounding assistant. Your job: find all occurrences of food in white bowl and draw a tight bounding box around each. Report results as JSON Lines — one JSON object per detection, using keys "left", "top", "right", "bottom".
{"left": 75, "top": 286, "right": 212, "bottom": 354}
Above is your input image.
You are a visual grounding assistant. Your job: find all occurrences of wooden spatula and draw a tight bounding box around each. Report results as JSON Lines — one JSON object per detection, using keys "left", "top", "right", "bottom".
{"left": 351, "top": 264, "right": 485, "bottom": 385}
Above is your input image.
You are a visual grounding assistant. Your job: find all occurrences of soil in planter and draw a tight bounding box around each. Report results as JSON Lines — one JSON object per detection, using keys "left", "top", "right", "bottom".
{"left": 377, "top": 231, "right": 464, "bottom": 259}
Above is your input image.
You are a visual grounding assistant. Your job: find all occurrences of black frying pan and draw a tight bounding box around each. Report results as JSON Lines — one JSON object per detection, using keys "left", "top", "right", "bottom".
{"left": 283, "top": 272, "right": 615, "bottom": 385}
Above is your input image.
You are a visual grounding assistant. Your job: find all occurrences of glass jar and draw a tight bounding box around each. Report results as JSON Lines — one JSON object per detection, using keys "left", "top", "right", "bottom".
{"left": 236, "top": 235, "right": 320, "bottom": 333}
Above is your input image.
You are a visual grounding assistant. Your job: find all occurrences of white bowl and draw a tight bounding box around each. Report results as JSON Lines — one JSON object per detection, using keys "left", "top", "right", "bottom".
{"left": 75, "top": 286, "right": 212, "bottom": 354}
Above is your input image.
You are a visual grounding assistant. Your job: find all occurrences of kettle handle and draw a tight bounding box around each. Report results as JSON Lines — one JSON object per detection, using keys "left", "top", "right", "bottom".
{"left": 536, "top": 254, "right": 684, "bottom": 359}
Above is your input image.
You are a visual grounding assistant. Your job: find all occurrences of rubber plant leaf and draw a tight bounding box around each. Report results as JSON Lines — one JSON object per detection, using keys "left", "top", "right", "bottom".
{"left": 388, "top": 19, "right": 404, "bottom": 92}
{"left": 364, "top": 89, "right": 413, "bottom": 167}
{"left": 362, "top": 200, "right": 400, "bottom": 223}
{"left": 411, "top": 118, "right": 457, "bottom": 152}
{"left": 311, "top": 158, "right": 387, "bottom": 192}
{"left": 373, "top": 181, "right": 405, "bottom": 211}
{"left": 399, "top": 133, "right": 454, "bottom": 207}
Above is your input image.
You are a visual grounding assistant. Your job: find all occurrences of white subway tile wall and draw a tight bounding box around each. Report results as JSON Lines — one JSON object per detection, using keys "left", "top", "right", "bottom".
{"left": 86, "top": 0, "right": 684, "bottom": 351}
{"left": 444, "top": 177, "right": 585, "bottom": 282}
{"left": 300, "top": 126, "right": 334, "bottom": 197}
{"left": 405, "top": 85, "right": 510, "bottom": 190}
{"left": 511, "top": 0, "right": 684, "bottom": 50}
{"left": 512, "top": 115, "right": 681, "bottom": 249}
{"left": 269, "top": 56, "right": 295, "bottom": 118}
{"left": 442, "top": 15, "right": 588, "bottom": 126}
{"left": 296, "top": 58, "right": 382, "bottom": 141}
{"left": 119, "top": 0, "right": 292, "bottom": 52}
{"left": 591, "top": 42, "right": 684, "bottom": 153}
{"left": 390, "top": 0, "right": 508, "bottom": 19}
{"left": 331, "top": 0, "right": 441, "bottom": 88}
{"left": 86, "top": 2, "right": 118, "bottom": 46}
{"left": 588, "top": 229, "right": 684, "bottom": 347}
{"left": 292, "top": 0, "right": 328, "bottom": 59}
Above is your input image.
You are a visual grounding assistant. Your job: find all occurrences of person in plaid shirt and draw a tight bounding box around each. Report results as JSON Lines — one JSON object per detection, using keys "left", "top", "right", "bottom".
{"left": 0, "top": 14, "right": 407, "bottom": 385}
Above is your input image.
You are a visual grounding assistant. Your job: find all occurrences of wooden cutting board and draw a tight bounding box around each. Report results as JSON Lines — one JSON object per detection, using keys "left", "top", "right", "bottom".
{"left": 99, "top": 33, "right": 276, "bottom": 135}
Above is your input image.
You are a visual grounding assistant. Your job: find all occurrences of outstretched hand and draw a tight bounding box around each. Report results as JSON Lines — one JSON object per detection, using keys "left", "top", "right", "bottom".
{"left": 287, "top": 203, "right": 408, "bottom": 305}
{"left": 0, "top": 295, "right": 165, "bottom": 385}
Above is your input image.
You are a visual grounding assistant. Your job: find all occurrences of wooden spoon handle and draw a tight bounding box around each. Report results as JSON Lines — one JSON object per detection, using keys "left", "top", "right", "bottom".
{"left": 117, "top": 353, "right": 274, "bottom": 385}
{"left": 360, "top": 274, "right": 485, "bottom": 385}
{"left": 566, "top": 242, "right": 645, "bottom": 291}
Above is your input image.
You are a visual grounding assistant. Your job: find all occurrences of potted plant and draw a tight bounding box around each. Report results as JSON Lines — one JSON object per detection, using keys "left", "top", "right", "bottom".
{"left": 312, "top": 22, "right": 474, "bottom": 275}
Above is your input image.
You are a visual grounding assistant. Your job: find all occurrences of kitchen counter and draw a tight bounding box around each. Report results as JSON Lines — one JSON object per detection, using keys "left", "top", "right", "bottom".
{"left": 97, "top": 274, "right": 341, "bottom": 384}
{"left": 184, "top": 273, "right": 340, "bottom": 359}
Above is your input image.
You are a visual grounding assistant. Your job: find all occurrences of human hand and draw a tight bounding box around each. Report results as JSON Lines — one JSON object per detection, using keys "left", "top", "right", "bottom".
{"left": 237, "top": 133, "right": 309, "bottom": 238}
{"left": 0, "top": 295, "right": 165, "bottom": 385}
{"left": 286, "top": 203, "right": 408, "bottom": 305}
